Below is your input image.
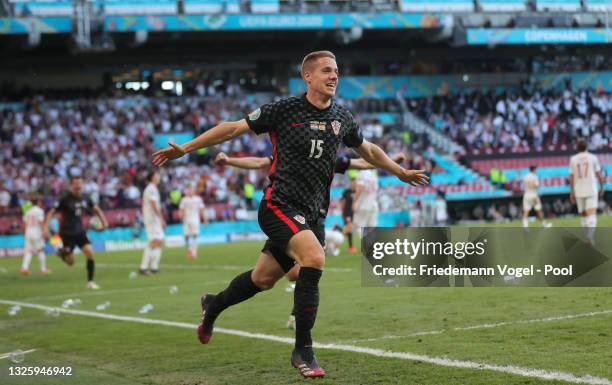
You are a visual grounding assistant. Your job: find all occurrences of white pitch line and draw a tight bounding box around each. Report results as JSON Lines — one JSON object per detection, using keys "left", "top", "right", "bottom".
{"left": 95, "top": 263, "right": 353, "bottom": 273}
{"left": 348, "top": 309, "right": 612, "bottom": 343}
{"left": 0, "top": 349, "right": 37, "bottom": 360}
{"left": 19, "top": 281, "right": 230, "bottom": 303}
{"left": 1, "top": 299, "right": 611, "bottom": 385}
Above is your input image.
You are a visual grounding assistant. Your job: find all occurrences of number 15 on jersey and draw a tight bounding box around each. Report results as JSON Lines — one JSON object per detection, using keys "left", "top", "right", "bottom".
{"left": 309, "top": 139, "right": 323, "bottom": 159}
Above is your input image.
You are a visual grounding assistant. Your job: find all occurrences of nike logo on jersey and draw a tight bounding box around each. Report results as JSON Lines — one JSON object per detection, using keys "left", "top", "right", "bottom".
{"left": 290, "top": 122, "right": 305, "bottom": 127}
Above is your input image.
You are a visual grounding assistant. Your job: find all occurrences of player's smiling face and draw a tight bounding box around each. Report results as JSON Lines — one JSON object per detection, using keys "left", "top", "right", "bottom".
{"left": 308, "top": 57, "right": 338, "bottom": 97}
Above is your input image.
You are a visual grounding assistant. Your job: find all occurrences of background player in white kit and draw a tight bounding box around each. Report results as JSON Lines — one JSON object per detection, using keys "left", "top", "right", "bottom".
{"left": 140, "top": 171, "right": 165, "bottom": 275}
{"left": 179, "top": 185, "right": 208, "bottom": 260}
{"left": 352, "top": 169, "right": 379, "bottom": 238}
{"left": 569, "top": 139, "right": 604, "bottom": 242}
{"left": 522, "top": 165, "right": 552, "bottom": 228}
{"left": 20, "top": 195, "right": 49, "bottom": 275}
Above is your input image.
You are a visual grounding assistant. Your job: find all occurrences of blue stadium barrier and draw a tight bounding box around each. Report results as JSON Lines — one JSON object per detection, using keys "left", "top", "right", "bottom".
{"left": 11, "top": 1, "right": 72, "bottom": 17}
{"left": 251, "top": 0, "right": 280, "bottom": 13}
{"left": 467, "top": 28, "right": 612, "bottom": 45}
{"left": 290, "top": 71, "right": 612, "bottom": 98}
{"left": 184, "top": 0, "right": 240, "bottom": 14}
{"left": 479, "top": 0, "right": 527, "bottom": 11}
{"left": 500, "top": 165, "right": 612, "bottom": 182}
{"left": 103, "top": 13, "right": 443, "bottom": 33}
{"left": 536, "top": 0, "right": 581, "bottom": 11}
{"left": 97, "top": 0, "right": 177, "bottom": 15}
{"left": 399, "top": 0, "right": 473, "bottom": 11}
{"left": 359, "top": 113, "right": 398, "bottom": 125}
{"left": 586, "top": 0, "right": 612, "bottom": 11}
{"left": 0, "top": 212, "right": 414, "bottom": 250}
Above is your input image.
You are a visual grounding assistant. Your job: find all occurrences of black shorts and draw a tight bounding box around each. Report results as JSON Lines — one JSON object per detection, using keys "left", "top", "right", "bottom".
{"left": 61, "top": 231, "right": 91, "bottom": 252}
{"left": 259, "top": 199, "right": 325, "bottom": 273}
{"left": 343, "top": 211, "right": 353, "bottom": 223}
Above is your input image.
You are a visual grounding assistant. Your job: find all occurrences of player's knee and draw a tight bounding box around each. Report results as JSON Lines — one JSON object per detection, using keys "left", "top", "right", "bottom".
{"left": 301, "top": 251, "right": 325, "bottom": 269}
{"left": 285, "top": 267, "right": 299, "bottom": 282}
{"left": 252, "top": 274, "right": 278, "bottom": 290}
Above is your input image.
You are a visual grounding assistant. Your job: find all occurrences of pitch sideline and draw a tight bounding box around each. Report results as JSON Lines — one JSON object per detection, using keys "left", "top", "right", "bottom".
{"left": 1, "top": 299, "right": 611, "bottom": 385}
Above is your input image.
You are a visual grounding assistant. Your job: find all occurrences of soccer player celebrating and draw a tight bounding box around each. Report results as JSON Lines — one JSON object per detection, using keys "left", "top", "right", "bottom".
{"left": 569, "top": 139, "right": 604, "bottom": 242}
{"left": 522, "top": 165, "right": 551, "bottom": 228}
{"left": 43, "top": 176, "right": 108, "bottom": 289}
{"left": 20, "top": 194, "right": 48, "bottom": 275}
{"left": 153, "top": 50, "right": 428, "bottom": 378}
{"left": 179, "top": 185, "right": 208, "bottom": 260}
{"left": 140, "top": 171, "right": 165, "bottom": 275}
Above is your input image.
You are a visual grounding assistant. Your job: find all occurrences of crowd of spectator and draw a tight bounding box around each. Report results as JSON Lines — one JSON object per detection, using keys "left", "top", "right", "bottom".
{"left": 2, "top": 84, "right": 607, "bottom": 234}
{"left": 0, "top": 93, "right": 431, "bottom": 233}
{"left": 410, "top": 85, "right": 611, "bottom": 152}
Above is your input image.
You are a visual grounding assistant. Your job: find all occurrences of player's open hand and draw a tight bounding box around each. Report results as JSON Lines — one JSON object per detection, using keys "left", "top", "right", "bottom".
{"left": 215, "top": 152, "right": 228, "bottom": 166}
{"left": 152, "top": 142, "right": 186, "bottom": 166}
{"left": 398, "top": 169, "right": 429, "bottom": 186}
{"left": 570, "top": 193, "right": 576, "bottom": 204}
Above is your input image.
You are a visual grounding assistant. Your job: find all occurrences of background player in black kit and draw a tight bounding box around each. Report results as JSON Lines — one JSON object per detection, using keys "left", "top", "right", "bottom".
{"left": 340, "top": 177, "right": 356, "bottom": 253}
{"left": 153, "top": 50, "right": 429, "bottom": 379}
{"left": 43, "top": 175, "right": 108, "bottom": 290}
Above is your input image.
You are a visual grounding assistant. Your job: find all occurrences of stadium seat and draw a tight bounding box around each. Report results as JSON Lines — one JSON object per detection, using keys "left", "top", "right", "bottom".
{"left": 479, "top": 0, "right": 527, "bottom": 11}
{"left": 99, "top": 0, "right": 177, "bottom": 15}
{"left": 399, "top": 0, "right": 473, "bottom": 12}
{"left": 184, "top": 0, "right": 240, "bottom": 14}
{"left": 10, "top": 0, "right": 72, "bottom": 17}
{"left": 251, "top": 0, "right": 280, "bottom": 13}
{"left": 586, "top": 0, "right": 612, "bottom": 11}
{"left": 535, "top": 0, "right": 581, "bottom": 11}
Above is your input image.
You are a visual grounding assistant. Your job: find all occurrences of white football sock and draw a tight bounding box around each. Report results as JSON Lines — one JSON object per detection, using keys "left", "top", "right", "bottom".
{"left": 150, "top": 247, "right": 162, "bottom": 271}
{"left": 140, "top": 246, "right": 152, "bottom": 271}
{"left": 38, "top": 251, "right": 46, "bottom": 271}
{"left": 586, "top": 214, "right": 597, "bottom": 241}
{"left": 22, "top": 252, "right": 32, "bottom": 270}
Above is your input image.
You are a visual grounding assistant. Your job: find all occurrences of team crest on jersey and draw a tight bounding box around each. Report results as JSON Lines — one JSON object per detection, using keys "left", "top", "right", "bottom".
{"left": 293, "top": 215, "right": 306, "bottom": 224}
{"left": 309, "top": 121, "right": 326, "bottom": 131}
{"left": 331, "top": 120, "right": 341, "bottom": 135}
{"left": 248, "top": 108, "right": 261, "bottom": 121}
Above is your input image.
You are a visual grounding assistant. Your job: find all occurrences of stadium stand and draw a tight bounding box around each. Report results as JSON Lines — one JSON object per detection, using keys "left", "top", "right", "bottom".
{"left": 183, "top": 0, "right": 241, "bottom": 14}
{"left": 535, "top": 0, "right": 582, "bottom": 11}
{"left": 479, "top": 0, "right": 528, "bottom": 11}
{"left": 585, "top": 0, "right": 612, "bottom": 11}
{"left": 99, "top": 0, "right": 177, "bottom": 15}
{"left": 10, "top": 0, "right": 72, "bottom": 17}
{"left": 399, "top": 0, "right": 474, "bottom": 12}
{"left": 410, "top": 88, "right": 611, "bottom": 153}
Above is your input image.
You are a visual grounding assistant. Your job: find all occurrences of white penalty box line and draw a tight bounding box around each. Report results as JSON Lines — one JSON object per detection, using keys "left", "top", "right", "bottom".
{"left": 349, "top": 309, "right": 612, "bottom": 343}
{"left": 1, "top": 299, "right": 611, "bottom": 385}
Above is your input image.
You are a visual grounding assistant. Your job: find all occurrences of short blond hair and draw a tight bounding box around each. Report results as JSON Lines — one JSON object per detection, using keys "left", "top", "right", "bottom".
{"left": 301, "top": 50, "right": 336, "bottom": 76}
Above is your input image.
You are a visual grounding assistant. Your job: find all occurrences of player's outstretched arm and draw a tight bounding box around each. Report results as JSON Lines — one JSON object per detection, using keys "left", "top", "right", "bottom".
{"left": 214, "top": 152, "right": 272, "bottom": 170}
{"left": 349, "top": 153, "right": 406, "bottom": 170}
{"left": 153, "top": 119, "right": 251, "bottom": 166}
{"left": 42, "top": 208, "right": 56, "bottom": 239}
{"left": 355, "top": 141, "right": 429, "bottom": 186}
{"left": 93, "top": 205, "right": 109, "bottom": 229}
